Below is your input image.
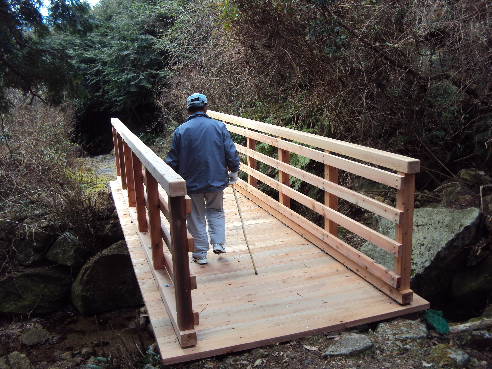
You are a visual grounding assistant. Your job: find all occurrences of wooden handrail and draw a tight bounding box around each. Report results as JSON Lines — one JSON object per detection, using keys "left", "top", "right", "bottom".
{"left": 226, "top": 124, "right": 404, "bottom": 189}
{"left": 111, "top": 118, "right": 186, "bottom": 197}
{"left": 236, "top": 143, "right": 402, "bottom": 222}
{"left": 209, "top": 110, "right": 419, "bottom": 305}
{"left": 209, "top": 111, "right": 420, "bottom": 174}
{"left": 111, "top": 118, "right": 197, "bottom": 348}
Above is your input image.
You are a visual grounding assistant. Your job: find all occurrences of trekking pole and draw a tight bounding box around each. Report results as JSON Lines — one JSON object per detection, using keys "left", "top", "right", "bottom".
{"left": 232, "top": 185, "right": 258, "bottom": 275}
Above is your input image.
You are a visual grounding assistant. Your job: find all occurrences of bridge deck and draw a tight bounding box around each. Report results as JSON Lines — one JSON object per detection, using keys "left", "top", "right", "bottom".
{"left": 111, "top": 180, "right": 428, "bottom": 365}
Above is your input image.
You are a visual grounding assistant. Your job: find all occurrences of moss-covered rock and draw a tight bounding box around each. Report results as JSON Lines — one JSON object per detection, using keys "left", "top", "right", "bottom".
{"left": 0, "top": 267, "right": 71, "bottom": 314}
{"left": 451, "top": 254, "right": 492, "bottom": 299}
{"left": 429, "top": 344, "right": 470, "bottom": 368}
{"left": 71, "top": 241, "right": 142, "bottom": 314}
{"left": 46, "top": 232, "right": 89, "bottom": 269}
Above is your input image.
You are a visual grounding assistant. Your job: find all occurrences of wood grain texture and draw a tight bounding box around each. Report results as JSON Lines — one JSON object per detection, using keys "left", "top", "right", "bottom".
{"left": 236, "top": 143, "right": 402, "bottom": 222}
{"left": 111, "top": 179, "right": 428, "bottom": 365}
{"left": 209, "top": 110, "right": 420, "bottom": 173}
{"left": 226, "top": 124, "right": 404, "bottom": 189}
{"left": 111, "top": 118, "right": 186, "bottom": 196}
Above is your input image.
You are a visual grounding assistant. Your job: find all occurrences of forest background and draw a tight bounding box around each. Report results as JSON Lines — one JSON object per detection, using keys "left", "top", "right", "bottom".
{"left": 0, "top": 0, "right": 490, "bottom": 272}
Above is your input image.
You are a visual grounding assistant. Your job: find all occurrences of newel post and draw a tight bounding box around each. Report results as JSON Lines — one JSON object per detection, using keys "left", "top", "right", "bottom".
{"left": 395, "top": 173, "right": 415, "bottom": 302}
{"left": 324, "top": 151, "right": 339, "bottom": 236}
{"left": 145, "top": 170, "right": 165, "bottom": 270}
{"left": 247, "top": 137, "right": 258, "bottom": 187}
{"left": 169, "top": 195, "right": 194, "bottom": 331}
{"left": 278, "top": 148, "right": 291, "bottom": 208}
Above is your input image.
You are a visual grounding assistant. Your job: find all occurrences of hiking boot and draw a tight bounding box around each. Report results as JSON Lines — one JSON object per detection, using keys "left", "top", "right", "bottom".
{"left": 193, "top": 256, "right": 208, "bottom": 265}
{"left": 212, "top": 243, "right": 226, "bottom": 254}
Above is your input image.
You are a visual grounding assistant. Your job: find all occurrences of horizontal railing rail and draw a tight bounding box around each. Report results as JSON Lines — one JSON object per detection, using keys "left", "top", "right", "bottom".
{"left": 208, "top": 111, "right": 418, "bottom": 305}
{"left": 111, "top": 118, "right": 198, "bottom": 348}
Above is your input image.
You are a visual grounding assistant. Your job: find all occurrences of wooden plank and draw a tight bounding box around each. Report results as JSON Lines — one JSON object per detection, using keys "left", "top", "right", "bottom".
{"left": 116, "top": 133, "right": 127, "bottom": 190}
{"left": 236, "top": 144, "right": 402, "bottom": 223}
{"left": 325, "top": 150, "right": 339, "bottom": 236}
{"left": 278, "top": 148, "right": 291, "bottom": 208}
{"left": 123, "top": 142, "right": 136, "bottom": 207}
{"left": 131, "top": 152, "right": 148, "bottom": 232}
{"left": 209, "top": 111, "right": 420, "bottom": 174}
{"left": 395, "top": 173, "right": 415, "bottom": 293}
{"left": 236, "top": 180, "right": 404, "bottom": 295}
{"left": 145, "top": 170, "right": 165, "bottom": 270}
{"left": 111, "top": 118, "right": 187, "bottom": 197}
{"left": 227, "top": 124, "right": 404, "bottom": 189}
{"left": 247, "top": 137, "right": 258, "bottom": 187}
{"left": 241, "top": 165, "right": 401, "bottom": 256}
{"left": 112, "top": 127, "right": 121, "bottom": 177}
{"left": 140, "top": 233, "right": 197, "bottom": 348}
{"left": 111, "top": 180, "right": 428, "bottom": 365}
{"left": 169, "top": 196, "right": 195, "bottom": 331}
{"left": 110, "top": 181, "right": 196, "bottom": 348}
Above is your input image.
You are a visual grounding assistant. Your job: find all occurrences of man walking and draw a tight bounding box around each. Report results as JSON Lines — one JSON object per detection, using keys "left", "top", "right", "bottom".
{"left": 165, "top": 93, "right": 240, "bottom": 265}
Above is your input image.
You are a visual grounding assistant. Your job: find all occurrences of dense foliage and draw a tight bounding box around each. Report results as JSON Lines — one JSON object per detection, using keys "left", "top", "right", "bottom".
{"left": 0, "top": 0, "right": 490, "bottom": 183}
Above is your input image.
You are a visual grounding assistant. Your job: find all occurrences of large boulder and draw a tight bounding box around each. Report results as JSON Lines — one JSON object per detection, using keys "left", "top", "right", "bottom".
{"left": 361, "top": 207, "right": 488, "bottom": 319}
{"left": 0, "top": 267, "right": 71, "bottom": 314}
{"left": 12, "top": 217, "right": 59, "bottom": 266}
{"left": 360, "top": 207, "right": 481, "bottom": 274}
{"left": 46, "top": 232, "right": 90, "bottom": 269}
{"left": 71, "top": 241, "right": 142, "bottom": 314}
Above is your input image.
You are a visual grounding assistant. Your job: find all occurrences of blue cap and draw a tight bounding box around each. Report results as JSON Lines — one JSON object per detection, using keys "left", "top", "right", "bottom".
{"left": 186, "top": 93, "right": 208, "bottom": 109}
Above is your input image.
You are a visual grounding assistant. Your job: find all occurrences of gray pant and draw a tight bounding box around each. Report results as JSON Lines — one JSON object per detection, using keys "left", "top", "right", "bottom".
{"left": 187, "top": 191, "right": 225, "bottom": 258}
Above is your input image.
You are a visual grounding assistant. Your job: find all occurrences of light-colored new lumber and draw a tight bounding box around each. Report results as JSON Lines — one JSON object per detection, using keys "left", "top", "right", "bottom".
{"left": 247, "top": 137, "right": 258, "bottom": 187}
{"left": 116, "top": 133, "right": 127, "bottom": 190}
{"left": 278, "top": 148, "right": 291, "bottom": 207}
{"left": 236, "top": 144, "right": 402, "bottom": 223}
{"left": 235, "top": 180, "right": 401, "bottom": 290}
{"left": 226, "top": 124, "right": 404, "bottom": 189}
{"left": 145, "top": 170, "right": 165, "bottom": 270}
{"left": 325, "top": 150, "right": 339, "bottom": 235}
{"left": 395, "top": 173, "right": 415, "bottom": 292}
{"left": 131, "top": 153, "right": 148, "bottom": 232}
{"left": 123, "top": 142, "right": 136, "bottom": 207}
{"left": 111, "top": 118, "right": 187, "bottom": 197}
{"left": 241, "top": 165, "right": 401, "bottom": 256}
{"left": 139, "top": 230, "right": 197, "bottom": 347}
{"left": 210, "top": 111, "right": 420, "bottom": 174}
{"left": 111, "top": 180, "right": 428, "bottom": 365}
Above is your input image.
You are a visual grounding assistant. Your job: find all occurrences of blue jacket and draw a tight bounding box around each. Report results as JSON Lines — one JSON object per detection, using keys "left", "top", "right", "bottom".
{"left": 165, "top": 112, "right": 240, "bottom": 194}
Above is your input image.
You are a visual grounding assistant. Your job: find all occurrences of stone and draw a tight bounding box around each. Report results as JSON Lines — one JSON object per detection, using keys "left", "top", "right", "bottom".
{"left": 46, "top": 232, "right": 90, "bottom": 269}
{"left": 0, "top": 267, "right": 71, "bottom": 314}
{"left": 0, "top": 352, "right": 32, "bottom": 369}
{"left": 429, "top": 344, "right": 470, "bottom": 367}
{"left": 451, "top": 254, "right": 492, "bottom": 299}
{"left": 13, "top": 218, "right": 59, "bottom": 266}
{"left": 71, "top": 241, "right": 143, "bottom": 314}
{"left": 20, "top": 327, "right": 49, "bottom": 346}
{"left": 322, "top": 333, "right": 373, "bottom": 356}
{"left": 361, "top": 207, "right": 481, "bottom": 274}
{"left": 375, "top": 319, "right": 428, "bottom": 340}
{"left": 80, "top": 347, "right": 94, "bottom": 359}
{"left": 361, "top": 207, "right": 487, "bottom": 319}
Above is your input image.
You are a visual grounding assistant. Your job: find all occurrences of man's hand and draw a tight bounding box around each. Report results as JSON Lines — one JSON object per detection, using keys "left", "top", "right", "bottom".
{"left": 228, "top": 171, "right": 239, "bottom": 185}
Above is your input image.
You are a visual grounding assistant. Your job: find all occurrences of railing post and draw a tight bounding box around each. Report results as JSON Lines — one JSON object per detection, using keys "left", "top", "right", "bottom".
{"left": 169, "top": 195, "right": 194, "bottom": 331}
{"left": 132, "top": 153, "right": 148, "bottom": 232}
{"left": 112, "top": 127, "right": 121, "bottom": 177}
{"left": 123, "top": 142, "right": 136, "bottom": 207}
{"left": 145, "top": 169, "right": 165, "bottom": 270}
{"left": 324, "top": 151, "right": 339, "bottom": 236}
{"left": 247, "top": 138, "right": 258, "bottom": 187}
{"left": 116, "top": 133, "right": 127, "bottom": 190}
{"left": 278, "top": 148, "right": 291, "bottom": 208}
{"left": 395, "top": 173, "right": 415, "bottom": 296}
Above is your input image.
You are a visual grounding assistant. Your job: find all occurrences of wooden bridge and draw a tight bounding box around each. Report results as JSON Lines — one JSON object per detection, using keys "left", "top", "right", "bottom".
{"left": 109, "top": 111, "right": 429, "bottom": 364}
